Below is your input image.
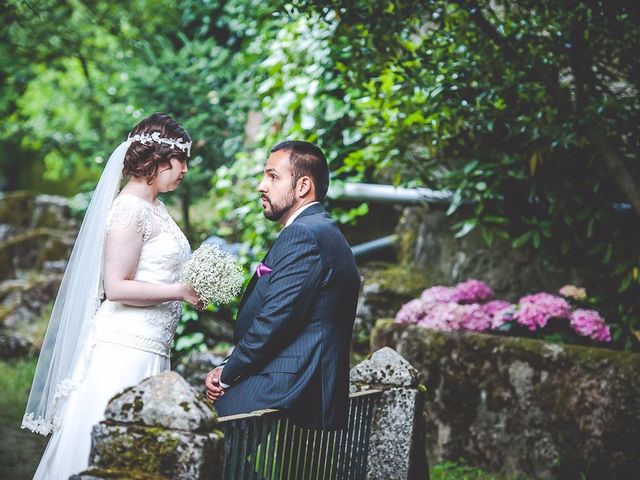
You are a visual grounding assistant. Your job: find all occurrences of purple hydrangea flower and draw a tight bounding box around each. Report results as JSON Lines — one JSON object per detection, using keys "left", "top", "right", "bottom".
{"left": 459, "top": 304, "right": 493, "bottom": 332}
{"left": 395, "top": 299, "right": 428, "bottom": 324}
{"left": 453, "top": 279, "right": 494, "bottom": 304}
{"left": 570, "top": 309, "right": 612, "bottom": 342}
{"left": 593, "top": 325, "right": 612, "bottom": 342}
{"left": 420, "top": 286, "right": 457, "bottom": 304}
{"left": 483, "top": 300, "right": 515, "bottom": 329}
{"left": 483, "top": 300, "right": 512, "bottom": 316}
{"left": 514, "top": 292, "right": 571, "bottom": 331}
{"left": 418, "top": 302, "right": 464, "bottom": 331}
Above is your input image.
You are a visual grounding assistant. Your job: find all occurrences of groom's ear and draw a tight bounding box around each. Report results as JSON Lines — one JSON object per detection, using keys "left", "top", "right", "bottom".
{"left": 296, "top": 175, "right": 314, "bottom": 199}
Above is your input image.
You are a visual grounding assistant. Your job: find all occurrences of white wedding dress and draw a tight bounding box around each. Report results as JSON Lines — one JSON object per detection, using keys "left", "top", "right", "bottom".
{"left": 32, "top": 194, "right": 191, "bottom": 480}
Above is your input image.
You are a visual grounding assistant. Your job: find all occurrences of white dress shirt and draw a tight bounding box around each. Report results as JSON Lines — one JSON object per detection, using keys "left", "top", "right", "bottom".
{"left": 285, "top": 201, "right": 319, "bottom": 227}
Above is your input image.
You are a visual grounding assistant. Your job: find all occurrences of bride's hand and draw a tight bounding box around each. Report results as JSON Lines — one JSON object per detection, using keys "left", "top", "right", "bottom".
{"left": 181, "top": 284, "right": 205, "bottom": 310}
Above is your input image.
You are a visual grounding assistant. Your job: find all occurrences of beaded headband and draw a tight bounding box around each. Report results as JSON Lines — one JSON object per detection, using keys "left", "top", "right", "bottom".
{"left": 128, "top": 131, "right": 192, "bottom": 156}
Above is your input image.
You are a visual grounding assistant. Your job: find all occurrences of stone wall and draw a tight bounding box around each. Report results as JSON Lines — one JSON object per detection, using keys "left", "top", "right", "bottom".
{"left": 372, "top": 321, "right": 640, "bottom": 479}
{"left": 0, "top": 191, "right": 78, "bottom": 356}
{"left": 395, "top": 207, "right": 587, "bottom": 300}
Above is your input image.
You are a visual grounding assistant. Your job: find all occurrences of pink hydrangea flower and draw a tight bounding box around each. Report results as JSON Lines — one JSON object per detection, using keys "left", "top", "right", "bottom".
{"left": 396, "top": 279, "right": 612, "bottom": 345}
{"left": 417, "top": 302, "right": 492, "bottom": 332}
{"left": 459, "top": 304, "right": 492, "bottom": 332}
{"left": 484, "top": 300, "right": 512, "bottom": 316}
{"left": 395, "top": 299, "right": 428, "bottom": 324}
{"left": 420, "top": 286, "right": 457, "bottom": 304}
{"left": 514, "top": 293, "right": 571, "bottom": 331}
{"left": 418, "top": 302, "right": 464, "bottom": 331}
{"left": 593, "top": 325, "right": 612, "bottom": 342}
{"left": 483, "top": 300, "right": 515, "bottom": 329}
{"left": 453, "top": 279, "right": 494, "bottom": 304}
{"left": 570, "top": 309, "right": 611, "bottom": 342}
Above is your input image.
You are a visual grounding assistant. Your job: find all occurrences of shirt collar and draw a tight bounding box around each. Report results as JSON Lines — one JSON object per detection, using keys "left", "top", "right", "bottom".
{"left": 285, "top": 202, "right": 319, "bottom": 227}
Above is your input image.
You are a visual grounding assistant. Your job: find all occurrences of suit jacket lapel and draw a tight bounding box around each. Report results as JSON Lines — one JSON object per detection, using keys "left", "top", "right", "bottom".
{"left": 236, "top": 242, "right": 274, "bottom": 315}
{"left": 236, "top": 203, "right": 326, "bottom": 319}
{"left": 237, "top": 274, "right": 257, "bottom": 314}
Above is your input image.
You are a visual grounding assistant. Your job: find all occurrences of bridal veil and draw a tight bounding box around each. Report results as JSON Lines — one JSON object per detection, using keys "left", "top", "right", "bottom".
{"left": 22, "top": 140, "right": 130, "bottom": 435}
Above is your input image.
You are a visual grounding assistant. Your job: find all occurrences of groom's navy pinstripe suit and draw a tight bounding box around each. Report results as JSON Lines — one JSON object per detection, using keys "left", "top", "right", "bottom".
{"left": 215, "top": 203, "right": 360, "bottom": 430}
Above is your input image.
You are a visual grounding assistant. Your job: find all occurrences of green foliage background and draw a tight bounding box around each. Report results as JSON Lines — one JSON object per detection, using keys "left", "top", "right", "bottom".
{"left": 2, "top": 0, "right": 638, "bottom": 350}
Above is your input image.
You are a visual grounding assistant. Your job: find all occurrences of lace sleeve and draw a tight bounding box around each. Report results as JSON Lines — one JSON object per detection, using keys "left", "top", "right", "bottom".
{"left": 106, "top": 195, "right": 152, "bottom": 242}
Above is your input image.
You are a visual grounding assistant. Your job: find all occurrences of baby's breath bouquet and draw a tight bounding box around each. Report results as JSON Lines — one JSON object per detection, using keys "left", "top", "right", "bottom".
{"left": 182, "top": 244, "right": 244, "bottom": 305}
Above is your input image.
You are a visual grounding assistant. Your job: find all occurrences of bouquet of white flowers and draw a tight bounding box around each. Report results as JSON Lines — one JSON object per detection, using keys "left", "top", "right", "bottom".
{"left": 182, "top": 244, "right": 244, "bottom": 306}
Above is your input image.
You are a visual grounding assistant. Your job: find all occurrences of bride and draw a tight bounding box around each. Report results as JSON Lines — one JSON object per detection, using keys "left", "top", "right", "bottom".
{"left": 22, "top": 112, "right": 203, "bottom": 479}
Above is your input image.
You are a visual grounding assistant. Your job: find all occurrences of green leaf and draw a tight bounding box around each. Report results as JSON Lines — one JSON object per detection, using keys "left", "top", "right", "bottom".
{"left": 495, "top": 229, "right": 510, "bottom": 240}
{"left": 403, "top": 110, "right": 425, "bottom": 126}
{"left": 481, "top": 226, "right": 494, "bottom": 246}
{"left": 455, "top": 219, "right": 477, "bottom": 238}
{"left": 446, "top": 190, "right": 463, "bottom": 215}
{"left": 484, "top": 215, "right": 509, "bottom": 224}
{"left": 613, "top": 263, "right": 629, "bottom": 275}
{"left": 532, "top": 231, "right": 541, "bottom": 249}
{"left": 512, "top": 231, "right": 533, "bottom": 248}
{"left": 174, "top": 332, "right": 205, "bottom": 352}
{"left": 463, "top": 160, "right": 479, "bottom": 174}
{"left": 619, "top": 275, "right": 633, "bottom": 293}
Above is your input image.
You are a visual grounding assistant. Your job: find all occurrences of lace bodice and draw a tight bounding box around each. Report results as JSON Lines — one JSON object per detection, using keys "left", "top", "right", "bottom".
{"left": 93, "top": 194, "right": 191, "bottom": 357}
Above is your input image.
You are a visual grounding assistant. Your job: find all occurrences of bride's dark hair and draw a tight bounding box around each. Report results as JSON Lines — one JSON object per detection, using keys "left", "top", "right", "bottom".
{"left": 123, "top": 112, "right": 191, "bottom": 183}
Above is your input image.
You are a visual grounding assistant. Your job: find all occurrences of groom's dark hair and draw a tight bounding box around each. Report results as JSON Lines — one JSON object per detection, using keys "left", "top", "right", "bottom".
{"left": 271, "top": 140, "right": 330, "bottom": 201}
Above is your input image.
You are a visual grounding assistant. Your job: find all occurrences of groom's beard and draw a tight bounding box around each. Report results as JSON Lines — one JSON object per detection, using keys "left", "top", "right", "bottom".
{"left": 262, "top": 190, "right": 296, "bottom": 221}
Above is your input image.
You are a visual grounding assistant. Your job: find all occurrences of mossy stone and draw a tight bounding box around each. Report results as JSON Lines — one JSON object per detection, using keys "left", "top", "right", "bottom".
{"left": 0, "top": 191, "right": 37, "bottom": 227}
{"left": 373, "top": 322, "right": 640, "bottom": 479}
{"left": 360, "top": 262, "right": 430, "bottom": 299}
{"left": 88, "top": 423, "right": 224, "bottom": 480}
{"left": 93, "top": 426, "right": 181, "bottom": 475}
{"left": 0, "top": 228, "right": 73, "bottom": 281}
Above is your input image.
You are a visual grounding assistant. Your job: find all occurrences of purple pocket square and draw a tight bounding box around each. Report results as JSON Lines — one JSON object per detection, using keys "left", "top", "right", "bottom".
{"left": 256, "top": 262, "right": 272, "bottom": 278}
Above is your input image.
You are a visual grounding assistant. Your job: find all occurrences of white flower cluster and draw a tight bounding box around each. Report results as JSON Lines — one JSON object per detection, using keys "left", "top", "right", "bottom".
{"left": 182, "top": 244, "right": 244, "bottom": 305}
{"left": 128, "top": 131, "right": 192, "bottom": 155}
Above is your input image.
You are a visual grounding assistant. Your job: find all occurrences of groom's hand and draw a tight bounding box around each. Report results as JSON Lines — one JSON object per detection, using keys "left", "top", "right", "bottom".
{"left": 205, "top": 366, "right": 225, "bottom": 401}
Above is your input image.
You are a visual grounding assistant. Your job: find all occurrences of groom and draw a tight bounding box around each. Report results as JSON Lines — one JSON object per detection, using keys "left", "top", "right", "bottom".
{"left": 205, "top": 140, "right": 360, "bottom": 430}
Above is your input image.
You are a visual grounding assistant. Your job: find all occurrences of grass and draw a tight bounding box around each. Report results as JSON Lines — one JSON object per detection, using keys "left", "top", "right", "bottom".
{"left": 0, "top": 357, "right": 38, "bottom": 422}
{"left": 430, "top": 461, "right": 528, "bottom": 480}
{"left": 0, "top": 358, "right": 48, "bottom": 480}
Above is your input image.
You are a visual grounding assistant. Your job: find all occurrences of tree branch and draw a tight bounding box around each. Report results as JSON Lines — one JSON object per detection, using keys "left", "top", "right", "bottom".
{"left": 77, "top": 54, "right": 93, "bottom": 89}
